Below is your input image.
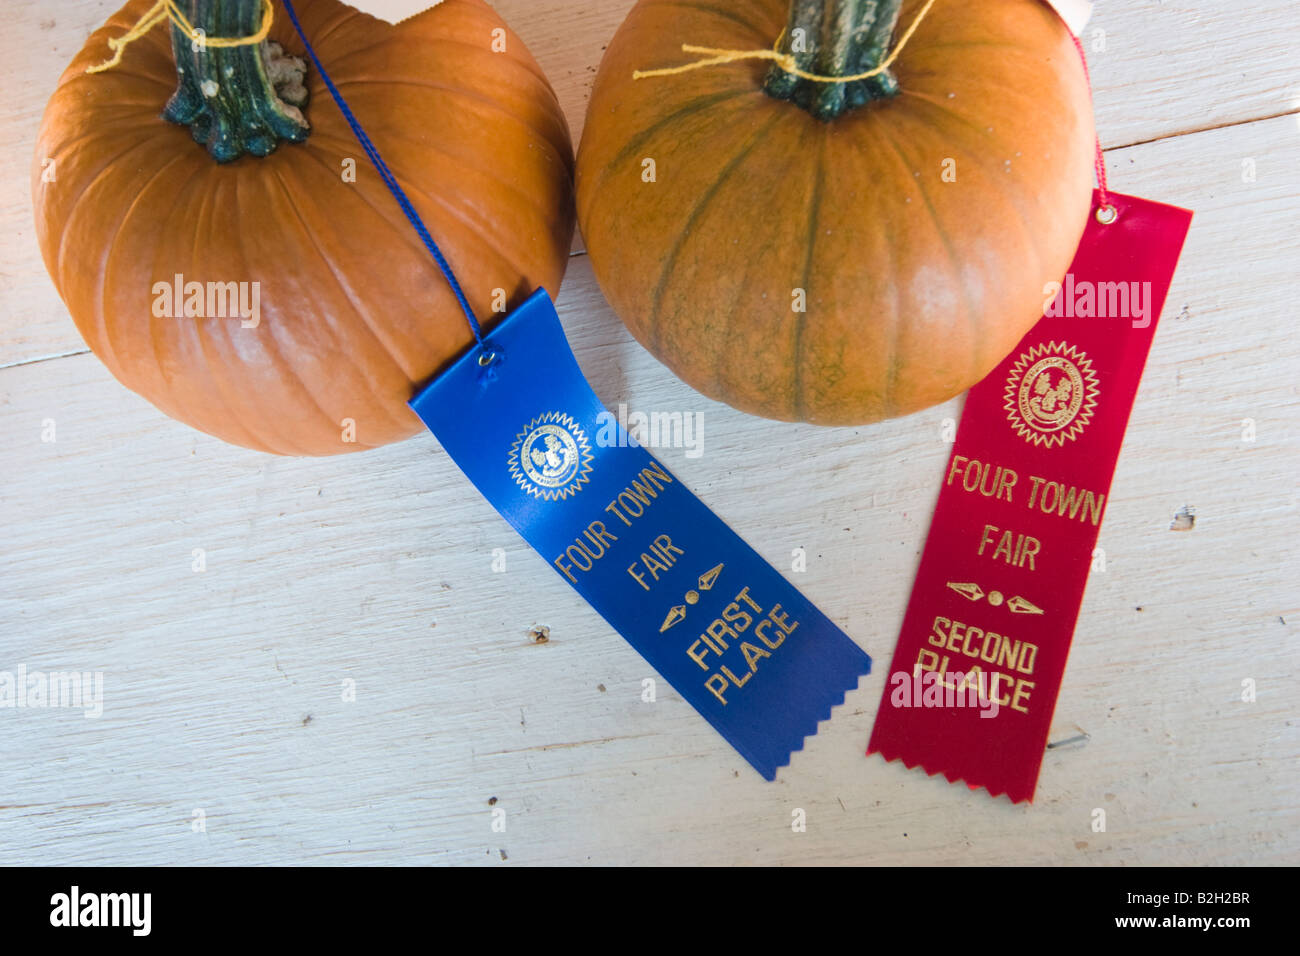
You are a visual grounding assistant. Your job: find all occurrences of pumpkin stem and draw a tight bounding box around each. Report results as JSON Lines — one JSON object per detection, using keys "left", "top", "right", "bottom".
{"left": 763, "top": 0, "right": 903, "bottom": 120}
{"left": 162, "top": 0, "right": 309, "bottom": 162}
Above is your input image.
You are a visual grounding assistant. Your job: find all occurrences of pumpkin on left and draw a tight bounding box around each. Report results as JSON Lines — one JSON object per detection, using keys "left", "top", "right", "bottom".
{"left": 32, "top": 0, "right": 575, "bottom": 454}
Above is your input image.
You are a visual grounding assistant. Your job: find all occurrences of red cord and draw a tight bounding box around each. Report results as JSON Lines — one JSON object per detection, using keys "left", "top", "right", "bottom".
{"left": 1069, "top": 32, "right": 1112, "bottom": 212}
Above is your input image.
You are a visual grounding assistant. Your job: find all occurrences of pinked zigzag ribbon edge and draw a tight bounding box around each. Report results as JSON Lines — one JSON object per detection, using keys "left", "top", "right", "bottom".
{"left": 866, "top": 743, "right": 1036, "bottom": 804}
{"left": 756, "top": 658, "right": 871, "bottom": 780}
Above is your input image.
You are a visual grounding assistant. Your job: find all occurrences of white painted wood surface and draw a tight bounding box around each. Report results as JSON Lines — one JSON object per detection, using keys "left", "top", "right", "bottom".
{"left": 1, "top": 0, "right": 1296, "bottom": 865}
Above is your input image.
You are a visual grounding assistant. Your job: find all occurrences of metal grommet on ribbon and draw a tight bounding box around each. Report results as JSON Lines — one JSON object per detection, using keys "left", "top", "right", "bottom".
{"left": 1095, "top": 204, "right": 1118, "bottom": 225}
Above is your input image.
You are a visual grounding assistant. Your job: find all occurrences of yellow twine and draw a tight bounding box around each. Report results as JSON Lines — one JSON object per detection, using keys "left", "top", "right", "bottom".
{"left": 633, "top": 0, "right": 936, "bottom": 83}
{"left": 86, "top": 0, "right": 274, "bottom": 74}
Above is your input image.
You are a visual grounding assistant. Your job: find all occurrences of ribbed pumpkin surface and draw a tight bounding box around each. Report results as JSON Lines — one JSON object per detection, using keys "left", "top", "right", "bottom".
{"left": 34, "top": 0, "right": 575, "bottom": 454}
{"left": 576, "top": 0, "right": 1094, "bottom": 424}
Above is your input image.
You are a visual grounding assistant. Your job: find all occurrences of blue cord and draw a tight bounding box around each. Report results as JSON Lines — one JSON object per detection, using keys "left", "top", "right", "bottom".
{"left": 279, "top": 0, "right": 484, "bottom": 344}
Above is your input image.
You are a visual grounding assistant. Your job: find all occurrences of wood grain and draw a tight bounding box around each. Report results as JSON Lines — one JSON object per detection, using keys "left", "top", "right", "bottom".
{"left": 0, "top": 0, "right": 1296, "bottom": 865}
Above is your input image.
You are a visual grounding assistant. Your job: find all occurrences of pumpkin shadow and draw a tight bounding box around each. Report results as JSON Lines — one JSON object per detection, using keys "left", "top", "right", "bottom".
{"left": 551, "top": 271, "right": 630, "bottom": 407}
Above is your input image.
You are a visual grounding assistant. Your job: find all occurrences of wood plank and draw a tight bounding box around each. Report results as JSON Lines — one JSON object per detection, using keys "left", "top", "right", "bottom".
{"left": 1, "top": 100, "right": 1296, "bottom": 863}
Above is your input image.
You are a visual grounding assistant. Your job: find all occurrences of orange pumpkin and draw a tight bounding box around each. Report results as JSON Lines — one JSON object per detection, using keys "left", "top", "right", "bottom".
{"left": 576, "top": 0, "right": 1094, "bottom": 424}
{"left": 33, "top": 0, "right": 575, "bottom": 454}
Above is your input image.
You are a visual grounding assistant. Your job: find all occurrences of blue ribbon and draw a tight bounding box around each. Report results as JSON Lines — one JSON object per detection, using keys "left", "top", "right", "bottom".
{"left": 410, "top": 292, "right": 872, "bottom": 778}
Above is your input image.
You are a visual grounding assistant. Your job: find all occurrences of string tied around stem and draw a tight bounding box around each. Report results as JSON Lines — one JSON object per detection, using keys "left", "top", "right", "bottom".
{"left": 632, "top": 0, "right": 936, "bottom": 84}
{"left": 86, "top": 0, "right": 274, "bottom": 74}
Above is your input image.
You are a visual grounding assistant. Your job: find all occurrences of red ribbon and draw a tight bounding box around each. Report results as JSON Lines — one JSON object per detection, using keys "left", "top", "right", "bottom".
{"left": 867, "top": 190, "right": 1192, "bottom": 802}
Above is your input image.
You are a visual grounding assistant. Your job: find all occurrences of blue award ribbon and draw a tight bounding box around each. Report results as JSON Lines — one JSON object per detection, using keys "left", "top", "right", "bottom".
{"left": 282, "top": 0, "right": 870, "bottom": 778}
{"left": 410, "top": 291, "right": 870, "bottom": 778}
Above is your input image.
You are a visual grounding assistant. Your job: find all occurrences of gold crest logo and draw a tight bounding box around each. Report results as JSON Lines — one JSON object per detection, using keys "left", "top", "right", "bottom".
{"left": 1003, "top": 341, "right": 1099, "bottom": 448}
{"left": 508, "top": 412, "right": 593, "bottom": 500}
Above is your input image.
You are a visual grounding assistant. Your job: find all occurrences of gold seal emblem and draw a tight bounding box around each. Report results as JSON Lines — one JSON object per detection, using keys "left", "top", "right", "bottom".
{"left": 508, "top": 412, "right": 593, "bottom": 500}
{"left": 1003, "top": 341, "right": 1099, "bottom": 448}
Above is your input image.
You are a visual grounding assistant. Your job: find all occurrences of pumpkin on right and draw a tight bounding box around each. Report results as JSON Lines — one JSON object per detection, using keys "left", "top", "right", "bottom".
{"left": 576, "top": 0, "right": 1095, "bottom": 425}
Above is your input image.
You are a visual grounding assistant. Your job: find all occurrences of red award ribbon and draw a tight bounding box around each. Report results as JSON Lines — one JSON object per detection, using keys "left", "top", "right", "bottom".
{"left": 867, "top": 189, "right": 1192, "bottom": 802}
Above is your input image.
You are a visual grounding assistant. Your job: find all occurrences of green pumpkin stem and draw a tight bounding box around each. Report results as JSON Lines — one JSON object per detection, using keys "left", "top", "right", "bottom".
{"left": 763, "top": 0, "right": 903, "bottom": 120}
{"left": 163, "top": 0, "right": 309, "bottom": 162}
